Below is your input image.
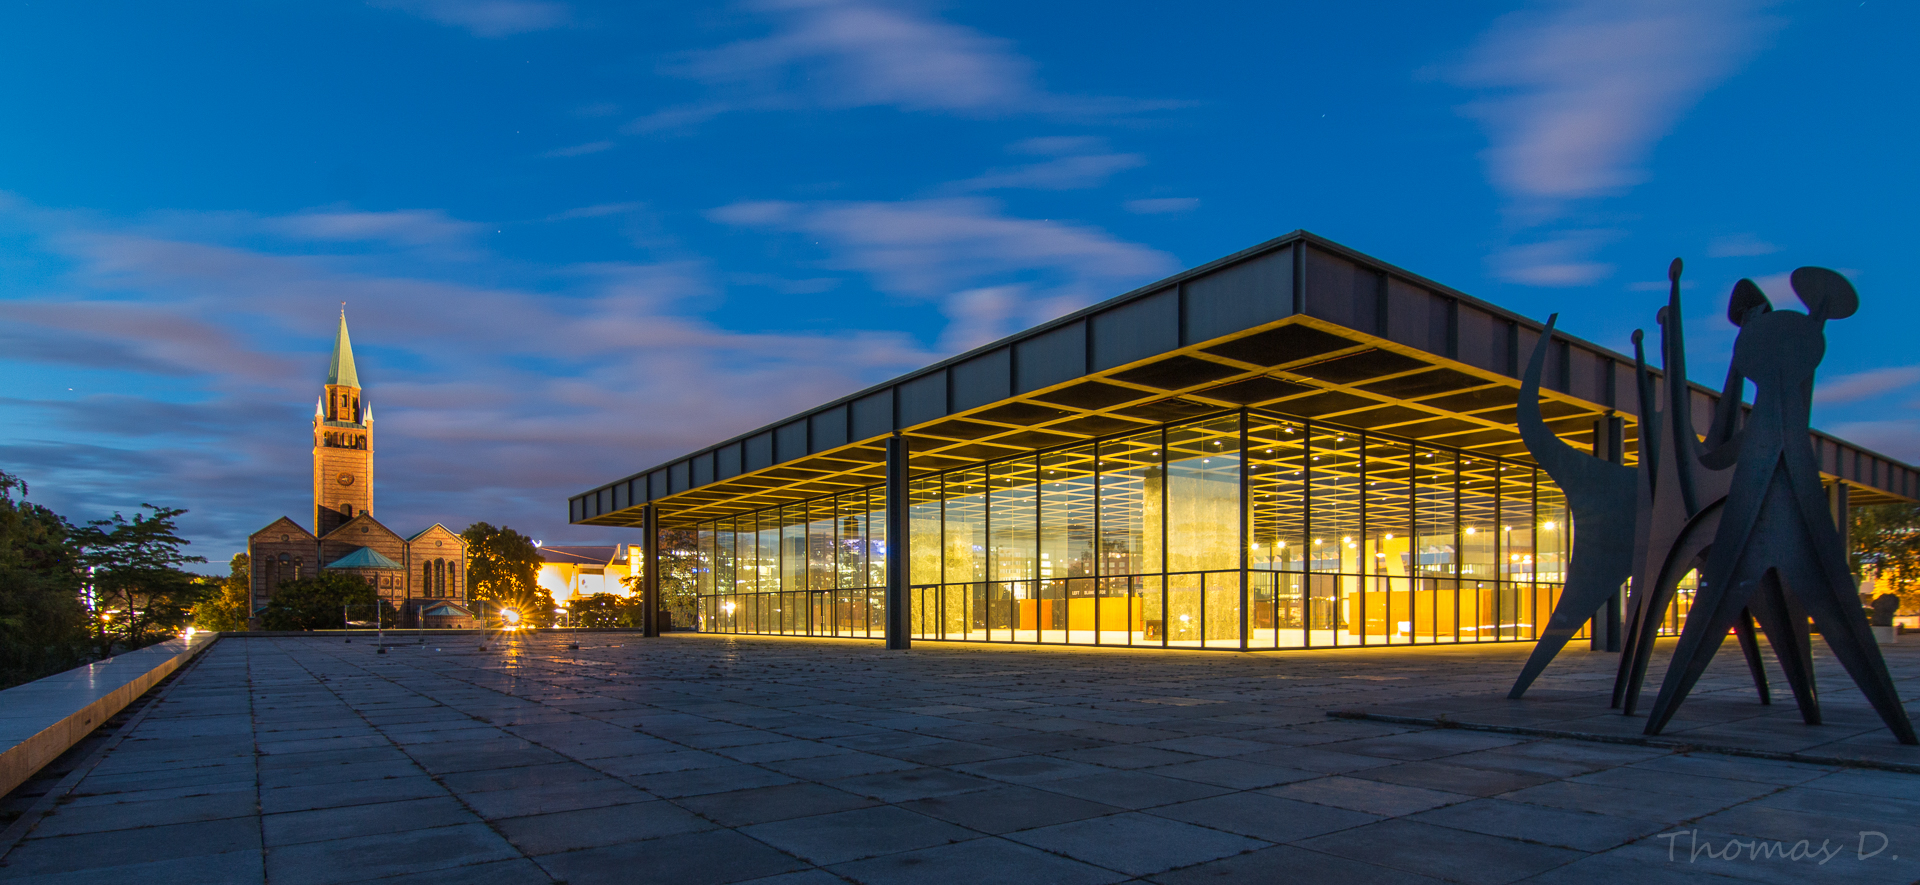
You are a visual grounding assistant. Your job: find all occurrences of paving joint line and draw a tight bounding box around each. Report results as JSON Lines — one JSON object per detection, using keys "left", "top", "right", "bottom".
{"left": 0, "top": 637, "right": 223, "bottom": 864}
{"left": 1325, "top": 710, "right": 1920, "bottom": 775}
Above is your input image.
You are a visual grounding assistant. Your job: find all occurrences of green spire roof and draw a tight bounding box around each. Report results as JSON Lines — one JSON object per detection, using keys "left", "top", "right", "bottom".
{"left": 327, "top": 311, "right": 360, "bottom": 388}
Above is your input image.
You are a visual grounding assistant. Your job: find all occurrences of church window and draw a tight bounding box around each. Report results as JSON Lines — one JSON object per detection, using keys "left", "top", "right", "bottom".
{"left": 434, "top": 559, "right": 447, "bottom": 597}
{"left": 293, "top": 557, "right": 303, "bottom": 580}
{"left": 422, "top": 561, "right": 433, "bottom": 597}
{"left": 343, "top": 503, "right": 354, "bottom": 517}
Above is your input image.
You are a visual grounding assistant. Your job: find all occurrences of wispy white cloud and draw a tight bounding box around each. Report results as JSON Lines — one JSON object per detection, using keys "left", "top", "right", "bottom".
{"left": 370, "top": 0, "right": 570, "bottom": 38}
{"left": 1816, "top": 365, "right": 1920, "bottom": 405}
{"left": 1454, "top": 0, "right": 1780, "bottom": 284}
{"left": 1124, "top": 197, "right": 1199, "bottom": 215}
{"left": 0, "top": 197, "right": 936, "bottom": 559}
{"left": 1490, "top": 229, "right": 1618, "bottom": 286}
{"left": 950, "top": 137, "right": 1144, "bottom": 192}
{"left": 632, "top": 0, "right": 1178, "bottom": 132}
{"left": 1457, "top": 0, "right": 1778, "bottom": 209}
{"left": 1706, "top": 233, "right": 1780, "bottom": 257}
{"left": 544, "top": 202, "right": 645, "bottom": 222}
{"left": 543, "top": 140, "right": 615, "bottom": 158}
{"left": 707, "top": 196, "right": 1177, "bottom": 350}
{"left": 266, "top": 208, "right": 483, "bottom": 250}
{"left": 707, "top": 196, "right": 1175, "bottom": 296}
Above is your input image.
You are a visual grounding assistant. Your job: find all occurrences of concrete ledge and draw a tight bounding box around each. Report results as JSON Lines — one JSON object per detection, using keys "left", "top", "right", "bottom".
{"left": 0, "top": 633, "right": 219, "bottom": 797}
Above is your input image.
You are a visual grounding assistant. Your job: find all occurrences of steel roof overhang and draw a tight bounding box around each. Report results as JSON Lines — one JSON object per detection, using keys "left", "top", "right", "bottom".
{"left": 572, "top": 231, "right": 1919, "bottom": 529}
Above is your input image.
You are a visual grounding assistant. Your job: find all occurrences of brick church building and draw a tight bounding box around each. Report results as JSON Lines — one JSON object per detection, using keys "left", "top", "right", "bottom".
{"left": 247, "top": 313, "right": 476, "bottom": 628}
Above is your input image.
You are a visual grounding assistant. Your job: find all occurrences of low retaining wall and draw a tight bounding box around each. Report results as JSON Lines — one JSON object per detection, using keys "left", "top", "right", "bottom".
{"left": 0, "top": 633, "right": 218, "bottom": 797}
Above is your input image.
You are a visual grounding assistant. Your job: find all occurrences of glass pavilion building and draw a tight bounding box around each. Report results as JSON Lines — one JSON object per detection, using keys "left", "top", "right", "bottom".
{"left": 572, "top": 232, "right": 1918, "bottom": 651}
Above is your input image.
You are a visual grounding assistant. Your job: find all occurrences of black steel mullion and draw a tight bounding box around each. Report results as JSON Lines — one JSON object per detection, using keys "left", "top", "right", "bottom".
{"left": 1303, "top": 420, "right": 1314, "bottom": 649}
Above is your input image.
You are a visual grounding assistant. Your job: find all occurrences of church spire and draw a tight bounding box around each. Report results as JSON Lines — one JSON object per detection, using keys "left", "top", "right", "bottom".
{"left": 327, "top": 309, "right": 360, "bottom": 389}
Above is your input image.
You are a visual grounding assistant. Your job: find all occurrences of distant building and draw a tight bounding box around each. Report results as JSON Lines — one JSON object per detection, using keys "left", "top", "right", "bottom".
{"left": 247, "top": 313, "right": 476, "bottom": 628}
{"left": 537, "top": 545, "right": 637, "bottom": 605}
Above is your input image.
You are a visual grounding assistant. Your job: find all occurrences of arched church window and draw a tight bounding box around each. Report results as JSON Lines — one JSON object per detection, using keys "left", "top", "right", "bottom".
{"left": 435, "top": 559, "right": 447, "bottom": 597}
{"left": 293, "top": 557, "right": 303, "bottom": 580}
{"left": 422, "top": 561, "right": 433, "bottom": 597}
{"left": 448, "top": 562, "right": 459, "bottom": 597}
{"left": 343, "top": 503, "right": 353, "bottom": 518}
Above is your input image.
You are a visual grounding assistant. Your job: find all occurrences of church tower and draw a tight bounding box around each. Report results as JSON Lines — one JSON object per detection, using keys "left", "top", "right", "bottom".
{"left": 312, "top": 311, "right": 374, "bottom": 537}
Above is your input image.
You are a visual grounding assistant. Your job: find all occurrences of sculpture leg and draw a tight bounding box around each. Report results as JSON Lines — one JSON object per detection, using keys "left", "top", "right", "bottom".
{"left": 1645, "top": 571, "right": 1761, "bottom": 736}
{"left": 1772, "top": 553, "right": 1917, "bottom": 744}
{"left": 1619, "top": 509, "right": 1719, "bottom": 715}
{"left": 1732, "top": 609, "right": 1770, "bottom": 706}
{"left": 1616, "top": 578, "right": 1676, "bottom": 714}
{"left": 1746, "top": 577, "right": 1822, "bottom": 723}
{"left": 1511, "top": 572, "right": 1631, "bottom": 699}
{"left": 1614, "top": 577, "right": 1654, "bottom": 709}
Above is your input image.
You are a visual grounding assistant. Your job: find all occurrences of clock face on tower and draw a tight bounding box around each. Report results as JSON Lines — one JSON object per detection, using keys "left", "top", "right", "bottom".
{"left": 337, "top": 472, "right": 355, "bottom": 487}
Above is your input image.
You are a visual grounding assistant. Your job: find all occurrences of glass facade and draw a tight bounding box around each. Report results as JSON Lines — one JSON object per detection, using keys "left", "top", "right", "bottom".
{"left": 689, "top": 407, "right": 1586, "bottom": 650}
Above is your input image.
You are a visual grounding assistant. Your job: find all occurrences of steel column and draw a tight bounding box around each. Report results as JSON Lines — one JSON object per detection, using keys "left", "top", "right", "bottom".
{"left": 642, "top": 503, "right": 661, "bottom": 637}
{"left": 885, "top": 434, "right": 911, "bottom": 649}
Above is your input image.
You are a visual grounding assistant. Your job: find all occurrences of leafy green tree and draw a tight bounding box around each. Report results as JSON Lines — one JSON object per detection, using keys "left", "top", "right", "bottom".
{"left": 74, "top": 504, "right": 206, "bottom": 655}
{"left": 192, "top": 552, "right": 253, "bottom": 632}
{"left": 565, "top": 592, "right": 643, "bottom": 628}
{"left": 1852, "top": 503, "right": 1920, "bottom": 615}
{"left": 462, "top": 522, "right": 556, "bottom": 626}
{"left": 259, "top": 572, "right": 396, "bottom": 630}
{"left": 618, "top": 529, "right": 701, "bottom": 629}
{"left": 0, "top": 471, "right": 88, "bottom": 688}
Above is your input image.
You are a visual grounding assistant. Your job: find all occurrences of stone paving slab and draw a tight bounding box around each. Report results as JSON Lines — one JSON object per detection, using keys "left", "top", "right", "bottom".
{"left": 1332, "top": 636, "right": 1920, "bottom": 772}
{"left": 0, "top": 632, "right": 1916, "bottom": 883}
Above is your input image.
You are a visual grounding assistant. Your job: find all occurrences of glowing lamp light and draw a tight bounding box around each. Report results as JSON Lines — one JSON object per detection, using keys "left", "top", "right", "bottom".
{"left": 500, "top": 608, "right": 523, "bottom": 627}
{"left": 1384, "top": 533, "right": 1394, "bottom": 541}
{"left": 1541, "top": 521, "right": 1556, "bottom": 530}
{"left": 1465, "top": 527, "right": 1477, "bottom": 536}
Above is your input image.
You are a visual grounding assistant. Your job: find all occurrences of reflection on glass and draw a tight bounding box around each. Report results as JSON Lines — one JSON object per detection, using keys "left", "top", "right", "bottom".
{"left": 679, "top": 409, "right": 1565, "bottom": 652}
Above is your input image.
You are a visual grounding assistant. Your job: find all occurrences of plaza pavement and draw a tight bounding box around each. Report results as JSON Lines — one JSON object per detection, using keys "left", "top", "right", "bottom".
{"left": 1, "top": 632, "right": 1915, "bottom": 884}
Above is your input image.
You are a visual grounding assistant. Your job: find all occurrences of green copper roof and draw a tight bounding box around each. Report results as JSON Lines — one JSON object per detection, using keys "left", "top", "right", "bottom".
{"left": 327, "top": 312, "right": 360, "bottom": 388}
{"left": 324, "top": 546, "right": 402, "bottom": 570}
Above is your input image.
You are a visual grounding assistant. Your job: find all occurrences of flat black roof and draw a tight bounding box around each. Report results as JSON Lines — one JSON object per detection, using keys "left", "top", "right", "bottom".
{"left": 573, "top": 231, "right": 1918, "bottom": 527}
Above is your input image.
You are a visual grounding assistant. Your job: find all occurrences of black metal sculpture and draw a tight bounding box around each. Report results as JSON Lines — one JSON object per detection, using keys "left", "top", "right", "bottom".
{"left": 1641, "top": 269, "right": 1916, "bottom": 743}
{"left": 1614, "top": 261, "right": 1787, "bottom": 717}
{"left": 1512, "top": 259, "right": 1915, "bottom": 745}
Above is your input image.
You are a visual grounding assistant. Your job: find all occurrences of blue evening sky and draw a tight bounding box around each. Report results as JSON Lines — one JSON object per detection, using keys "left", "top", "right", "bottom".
{"left": 1, "top": 1, "right": 1914, "bottom": 567}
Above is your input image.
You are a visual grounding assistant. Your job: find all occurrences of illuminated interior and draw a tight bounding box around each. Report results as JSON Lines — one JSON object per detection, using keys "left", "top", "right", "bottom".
{"left": 685, "top": 407, "right": 1604, "bottom": 649}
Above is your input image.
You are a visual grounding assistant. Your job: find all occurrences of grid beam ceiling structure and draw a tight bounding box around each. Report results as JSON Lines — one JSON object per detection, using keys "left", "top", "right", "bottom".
{"left": 572, "top": 232, "right": 1918, "bottom": 529}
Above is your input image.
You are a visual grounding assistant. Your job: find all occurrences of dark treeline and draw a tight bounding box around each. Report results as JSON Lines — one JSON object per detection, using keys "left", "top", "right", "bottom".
{"left": 0, "top": 469, "right": 212, "bottom": 689}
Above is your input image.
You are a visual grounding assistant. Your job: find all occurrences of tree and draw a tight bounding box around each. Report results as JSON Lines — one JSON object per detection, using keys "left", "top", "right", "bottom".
{"left": 259, "top": 572, "right": 396, "bottom": 631}
{"left": 0, "top": 470, "right": 88, "bottom": 688}
{"left": 192, "top": 552, "right": 253, "bottom": 632}
{"left": 565, "top": 592, "right": 643, "bottom": 628}
{"left": 618, "top": 528, "right": 701, "bottom": 629}
{"left": 462, "top": 522, "right": 555, "bottom": 626}
{"left": 1852, "top": 503, "right": 1920, "bottom": 615}
{"left": 74, "top": 504, "right": 206, "bottom": 655}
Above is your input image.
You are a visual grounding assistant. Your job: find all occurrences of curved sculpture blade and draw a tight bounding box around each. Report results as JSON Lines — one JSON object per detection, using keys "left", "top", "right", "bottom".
{"left": 1508, "top": 314, "right": 1637, "bottom": 699}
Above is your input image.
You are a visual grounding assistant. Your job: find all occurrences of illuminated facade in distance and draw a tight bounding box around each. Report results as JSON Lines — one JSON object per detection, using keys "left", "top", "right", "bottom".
{"left": 573, "top": 232, "right": 1917, "bottom": 651}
